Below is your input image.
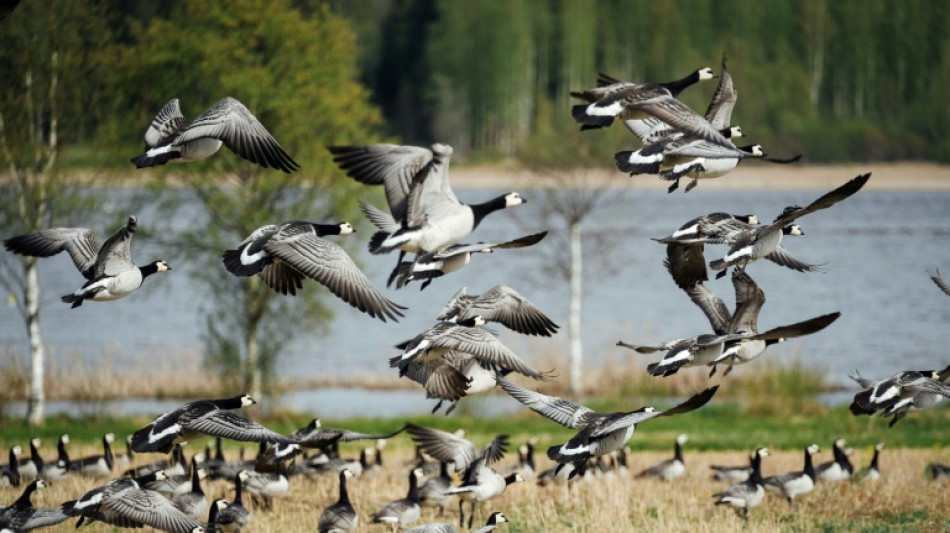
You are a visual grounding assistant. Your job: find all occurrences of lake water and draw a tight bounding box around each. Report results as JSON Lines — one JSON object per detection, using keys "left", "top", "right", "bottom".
{"left": 2, "top": 181, "right": 950, "bottom": 416}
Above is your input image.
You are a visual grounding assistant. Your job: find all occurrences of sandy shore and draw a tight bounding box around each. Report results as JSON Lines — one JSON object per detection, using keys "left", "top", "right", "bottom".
{"left": 450, "top": 162, "right": 950, "bottom": 191}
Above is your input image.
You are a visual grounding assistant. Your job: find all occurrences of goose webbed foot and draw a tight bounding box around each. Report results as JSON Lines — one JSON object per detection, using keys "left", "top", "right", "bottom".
{"left": 685, "top": 178, "right": 699, "bottom": 192}
{"left": 667, "top": 180, "right": 680, "bottom": 194}
{"left": 716, "top": 268, "right": 728, "bottom": 279}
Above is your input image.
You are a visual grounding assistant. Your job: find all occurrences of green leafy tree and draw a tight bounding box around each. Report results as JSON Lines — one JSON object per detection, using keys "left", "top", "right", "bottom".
{"left": 110, "top": 0, "right": 383, "bottom": 400}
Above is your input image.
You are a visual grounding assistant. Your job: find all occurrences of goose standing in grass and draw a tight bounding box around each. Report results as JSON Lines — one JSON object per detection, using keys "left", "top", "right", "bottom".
{"left": 763, "top": 444, "right": 821, "bottom": 505}
{"left": 417, "top": 462, "right": 456, "bottom": 516}
{"left": 3, "top": 215, "right": 170, "bottom": 308}
{"left": 708, "top": 173, "right": 871, "bottom": 276}
{"left": 243, "top": 452, "right": 295, "bottom": 511}
{"left": 713, "top": 447, "right": 770, "bottom": 521}
{"left": 404, "top": 511, "right": 509, "bottom": 533}
{"left": 928, "top": 463, "right": 950, "bottom": 480}
{"left": 130, "top": 97, "right": 299, "bottom": 173}
{"left": 814, "top": 439, "right": 854, "bottom": 483}
{"left": 70, "top": 433, "right": 115, "bottom": 478}
{"left": 0, "top": 480, "right": 68, "bottom": 532}
{"left": 171, "top": 461, "right": 207, "bottom": 520}
{"left": 213, "top": 471, "right": 252, "bottom": 533}
{"left": 112, "top": 436, "right": 134, "bottom": 473}
{"left": 854, "top": 443, "right": 885, "bottom": 482}
{"left": 223, "top": 220, "right": 406, "bottom": 322}
{"left": 636, "top": 434, "right": 689, "bottom": 481}
{"left": 496, "top": 375, "right": 717, "bottom": 477}
{"left": 318, "top": 469, "right": 358, "bottom": 533}
{"left": 437, "top": 285, "right": 559, "bottom": 337}
{"left": 63, "top": 470, "right": 204, "bottom": 533}
{"left": 0, "top": 446, "right": 21, "bottom": 489}
{"left": 393, "top": 232, "right": 547, "bottom": 290}
{"left": 147, "top": 455, "right": 204, "bottom": 498}
{"left": 328, "top": 143, "right": 526, "bottom": 284}
{"left": 371, "top": 468, "right": 423, "bottom": 531}
{"left": 39, "top": 436, "right": 69, "bottom": 482}
{"left": 929, "top": 268, "right": 950, "bottom": 296}
{"left": 570, "top": 68, "right": 723, "bottom": 143}
{"left": 15, "top": 439, "right": 41, "bottom": 481}
{"left": 849, "top": 368, "right": 950, "bottom": 425}
{"left": 130, "top": 394, "right": 294, "bottom": 454}
{"left": 710, "top": 459, "right": 752, "bottom": 484}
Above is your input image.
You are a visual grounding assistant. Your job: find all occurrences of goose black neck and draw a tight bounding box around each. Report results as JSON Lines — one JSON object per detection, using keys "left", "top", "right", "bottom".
{"left": 674, "top": 441, "right": 684, "bottom": 463}
{"left": 525, "top": 443, "right": 535, "bottom": 470}
{"left": 439, "top": 461, "right": 450, "bottom": 478}
{"left": 30, "top": 441, "right": 42, "bottom": 467}
{"left": 103, "top": 436, "right": 114, "bottom": 469}
{"left": 750, "top": 453, "right": 763, "bottom": 484}
{"left": 661, "top": 71, "right": 701, "bottom": 97}
{"left": 15, "top": 481, "right": 41, "bottom": 507}
{"left": 337, "top": 470, "right": 351, "bottom": 506}
{"left": 140, "top": 262, "right": 162, "bottom": 279}
{"left": 504, "top": 473, "right": 521, "bottom": 485}
{"left": 469, "top": 195, "right": 510, "bottom": 230}
{"left": 407, "top": 470, "right": 419, "bottom": 500}
{"left": 833, "top": 444, "right": 853, "bottom": 472}
{"left": 57, "top": 438, "right": 69, "bottom": 463}
{"left": 312, "top": 223, "right": 343, "bottom": 237}
{"left": 870, "top": 448, "right": 880, "bottom": 469}
{"left": 191, "top": 461, "right": 203, "bottom": 494}
{"left": 215, "top": 438, "right": 224, "bottom": 462}
{"left": 8, "top": 448, "right": 19, "bottom": 473}
{"left": 211, "top": 395, "right": 248, "bottom": 410}
{"left": 234, "top": 474, "right": 244, "bottom": 504}
{"left": 803, "top": 448, "right": 816, "bottom": 481}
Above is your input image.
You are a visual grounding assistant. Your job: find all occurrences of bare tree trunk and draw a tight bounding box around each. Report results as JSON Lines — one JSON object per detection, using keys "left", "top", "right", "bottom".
{"left": 568, "top": 221, "right": 583, "bottom": 398}
{"left": 244, "top": 277, "right": 265, "bottom": 401}
{"left": 24, "top": 256, "right": 45, "bottom": 425}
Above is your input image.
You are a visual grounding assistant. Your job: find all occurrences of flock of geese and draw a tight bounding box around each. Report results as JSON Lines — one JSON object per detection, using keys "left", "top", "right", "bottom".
{"left": 3, "top": 55, "right": 950, "bottom": 532}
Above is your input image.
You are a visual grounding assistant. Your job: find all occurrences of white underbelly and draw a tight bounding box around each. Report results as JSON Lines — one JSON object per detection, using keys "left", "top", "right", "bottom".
{"left": 176, "top": 138, "right": 224, "bottom": 161}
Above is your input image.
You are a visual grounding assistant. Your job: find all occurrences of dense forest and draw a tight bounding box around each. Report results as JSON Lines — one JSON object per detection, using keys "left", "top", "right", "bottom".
{"left": 2, "top": 0, "right": 950, "bottom": 170}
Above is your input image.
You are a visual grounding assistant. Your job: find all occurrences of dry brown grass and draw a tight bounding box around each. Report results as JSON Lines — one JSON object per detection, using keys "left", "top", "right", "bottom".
{"left": 11, "top": 443, "right": 949, "bottom": 533}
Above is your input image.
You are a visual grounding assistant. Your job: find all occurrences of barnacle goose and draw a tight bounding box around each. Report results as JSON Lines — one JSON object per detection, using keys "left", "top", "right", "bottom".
{"left": 222, "top": 220, "right": 406, "bottom": 322}
{"left": 854, "top": 443, "right": 884, "bottom": 482}
{"left": 3, "top": 215, "right": 170, "bottom": 308}
{"left": 496, "top": 375, "right": 717, "bottom": 477}
{"left": 654, "top": 213, "right": 759, "bottom": 290}
{"left": 849, "top": 368, "right": 950, "bottom": 425}
{"left": 328, "top": 143, "right": 526, "bottom": 284}
{"left": 318, "top": 469, "right": 358, "bottom": 533}
{"left": 0, "top": 446, "right": 21, "bottom": 489}
{"left": 404, "top": 511, "right": 509, "bottom": 533}
{"left": 0, "top": 480, "right": 68, "bottom": 532}
{"left": 288, "top": 418, "right": 405, "bottom": 449}
{"left": 763, "top": 444, "right": 821, "bottom": 505}
{"left": 371, "top": 468, "right": 423, "bottom": 531}
{"left": 713, "top": 447, "right": 770, "bottom": 520}
{"left": 570, "top": 68, "right": 722, "bottom": 143}
{"left": 417, "top": 462, "right": 456, "bottom": 516}
{"left": 394, "top": 232, "right": 547, "bottom": 290}
{"left": 171, "top": 460, "right": 207, "bottom": 520}
{"left": 130, "top": 394, "right": 294, "bottom": 454}
{"left": 214, "top": 471, "right": 252, "bottom": 533}
{"left": 70, "top": 433, "right": 115, "bottom": 478}
{"left": 709, "top": 173, "right": 870, "bottom": 275}
{"left": 437, "top": 285, "right": 559, "bottom": 337}
{"left": 636, "top": 434, "right": 688, "bottom": 481}
{"left": 815, "top": 439, "right": 854, "bottom": 483}
{"left": 131, "top": 97, "right": 298, "bottom": 172}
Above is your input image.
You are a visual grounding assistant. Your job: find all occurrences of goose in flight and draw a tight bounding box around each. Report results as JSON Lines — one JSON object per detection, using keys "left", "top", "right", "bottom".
{"left": 655, "top": 212, "right": 759, "bottom": 290}
{"left": 436, "top": 285, "right": 559, "bottom": 337}
{"left": 849, "top": 366, "right": 950, "bottom": 425}
{"left": 496, "top": 375, "right": 717, "bottom": 477}
{"left": 222, "top": 220, "right": 406, "bottom": 322}
{"left": 393, "top": 232, "right": 547, "bottom": 290}
{"left": 328, "top": 144, "right": 525, "bottom": 283}
{"left": 709, "top": 173, "right": 871, "bottom": 275}
{"left": 570, "top": 68, "right": 724, "bottom": 146}
{"left": 3, "top": 215, "right": 170, "bottom": 308}
{"left": 131, "top": 97, "right": 299, "bottom": 173}
{"left": 130, "top": 394, "right": 295, "bottom": 454}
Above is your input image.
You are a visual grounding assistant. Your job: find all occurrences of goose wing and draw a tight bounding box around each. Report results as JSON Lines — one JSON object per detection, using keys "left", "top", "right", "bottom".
{"left": 495, "top": 375, "right": 598, "bottom": 429}
{"left": 766, "top": 173, "right": 871, "bottom": 232}
{"left": 628, "top": 92, "right": 733, "bottom": 147}
{"left": 435, "top": 287, "right": 471, "bottom": 322}
{"left": 144, "top": 99, "right": 187, "bottom": 148}
{"left": 360, "top": 200, "right": 402, "bottom": 233}
{"left": 686, "top": 282, "right": 730, "bottom": 335}
{"left": 593, "top": 386, "right": 718, "bottom": 437}
{"left": 180, "top": 409, "right": 294, "bottom": 446}
{"left": 94, "top": 216, "right": 137, "bottom": 278}
{"left": 704, "top": 55, "right": 738, "bottom": 130}
{"left": 928, "top": 269, "right": 950, "bottom": 296}
{"left": 461, "top": 285, "right": 559, "bottom": 337}
{"left": 405, "top": 356, "right": 470, "bottom": 401}
{"left": 18, "top": 507, "right": 69, "bottom": 530}
{"left": 101, "top": 488, "right": 204, "bottom": 533}
{"left": 405, "top": 424, "right": 478, "bottom": 472}
{"left": 662, "top": 137, "right": 746, "bottom": 158}
{"left": 728, "top": 269, "right": 765, "bottom": 333}
{"left": 258, "top": 262, "right": 305, "bottom": 296}
{"left": 430, "top": 232, "right": 547, "bottom": 259}
{"left": 174, "top": 97, "right": 299, "bottom": 173}
{"left": 747, "top": 312, "right": 841, "bottom": 342}
{"left": 3, "top": 227, "right": 101, "bottom": 279}
{"left": 763, "top": 246, "right": 825, "bottom": 273}
{"left": 329, "top": 145, "right": 433, "bottom": 222}
{"left": 405, "top": 523, "right": 456, "bottom": 533}
{"left": 263, "top": 227, "right": 406, "bottom": 322}
{"left": 427, "top": 327, "right": 548, "bottom": 380}
{"left": 405, "top": 144, "right": 460, "bottom": 227}
{"left": 665, "top": 242, "right": 710, "bottom": 291}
